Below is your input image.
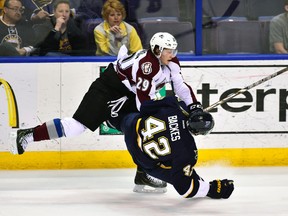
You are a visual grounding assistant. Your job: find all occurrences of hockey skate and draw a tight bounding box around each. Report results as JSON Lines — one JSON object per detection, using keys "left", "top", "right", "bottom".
{"left": 133, "top": 168, "right": 167, "bottom": 193}
{"left": 10, "top": 128, "right": 34, "bottom": 155}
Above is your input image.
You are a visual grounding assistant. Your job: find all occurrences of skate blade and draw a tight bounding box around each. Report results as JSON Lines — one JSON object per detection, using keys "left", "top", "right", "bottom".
{"left": 133, "top": 184, "right": 167, "bottom": 193}
{"left": 9, "top": 131, "right": 19, "bottom": 155}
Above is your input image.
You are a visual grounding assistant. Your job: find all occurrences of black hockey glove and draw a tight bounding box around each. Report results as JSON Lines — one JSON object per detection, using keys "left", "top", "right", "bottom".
{"left": 187, "top": 102, "right": 215, "bottom": 136}
{"left": 188, "top": 102, "right": 203, "bottom": 114}
{"left": 207, "top": 179, "right": 234, "bottom": 199}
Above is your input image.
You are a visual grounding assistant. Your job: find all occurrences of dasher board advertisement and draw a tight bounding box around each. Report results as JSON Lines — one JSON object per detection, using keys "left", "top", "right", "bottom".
{"left": 0, "top": 62, "right": 288, "bottom": 152}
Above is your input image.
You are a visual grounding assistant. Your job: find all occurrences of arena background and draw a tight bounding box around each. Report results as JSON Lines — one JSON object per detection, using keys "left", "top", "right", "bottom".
{"left": 1, "top": 57, "right": 288, "bottom": 169}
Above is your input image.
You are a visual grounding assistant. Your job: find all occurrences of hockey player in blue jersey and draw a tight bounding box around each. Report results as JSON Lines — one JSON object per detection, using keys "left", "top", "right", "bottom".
{"left": 109, "top": 96, "right": 234, "bottom": 199}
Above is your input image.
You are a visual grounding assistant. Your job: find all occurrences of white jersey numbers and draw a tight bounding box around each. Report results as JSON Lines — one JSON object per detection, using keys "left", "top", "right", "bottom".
{"left": 141, "top": 117, "right": 171, "bottom": 159}
{"left": 136, "top": 77, "right": 150, "bottom": 91}
{"left": 141, "top": 117, "right": 165, "bottom": 141}
{"left": 183, "top": 164, "right": 194, "bottom": 177}
{"left": 143, "top": 137, "right": 171, "bottom": 159}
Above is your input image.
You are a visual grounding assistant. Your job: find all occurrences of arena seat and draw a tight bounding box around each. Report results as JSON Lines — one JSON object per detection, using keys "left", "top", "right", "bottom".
{"left": 204, "top": 20, "right": 265, "bottom": 54}
{"left": 140, "top": 21, "right": 195, "bottom": 53}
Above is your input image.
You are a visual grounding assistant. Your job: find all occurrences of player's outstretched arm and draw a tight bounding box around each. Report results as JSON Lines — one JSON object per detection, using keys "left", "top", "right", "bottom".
{"left": 207, "top": 179, "right": 234, "bottom": 199}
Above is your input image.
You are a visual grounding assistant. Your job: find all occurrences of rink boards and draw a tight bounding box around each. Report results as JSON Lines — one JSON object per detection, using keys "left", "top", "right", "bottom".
{"left": 0, "top": 60, "right": 288, "bottom": 169}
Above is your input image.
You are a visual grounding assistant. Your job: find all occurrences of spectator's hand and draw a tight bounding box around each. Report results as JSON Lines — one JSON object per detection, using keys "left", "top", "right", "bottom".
{"left": 37, "top": 10, "right": 50, "bottom": 20}
{"left": 16, "top": 48, "right": 26, "bottom": 56}
{"left": 31, "top": 10, "right": 50, "bottom": 22}
{"left": 110, "top": 25, "right": 123, "bottom": 39}
{"left": 55, "top": 16, "right": 66, "bottom": 32}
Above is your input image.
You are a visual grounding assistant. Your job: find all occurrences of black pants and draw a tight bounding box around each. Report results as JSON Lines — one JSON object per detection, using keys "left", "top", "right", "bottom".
{"left": 73, "top": 63, "right": 137, "bottom": 131}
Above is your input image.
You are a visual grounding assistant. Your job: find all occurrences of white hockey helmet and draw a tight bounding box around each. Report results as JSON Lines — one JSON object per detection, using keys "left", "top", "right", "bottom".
{"left": 150, "top": 32, "right": 178, "bottom": 57}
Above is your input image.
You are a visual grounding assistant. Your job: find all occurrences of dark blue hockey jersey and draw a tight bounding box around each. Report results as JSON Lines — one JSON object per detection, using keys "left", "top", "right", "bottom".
{"left": 121, "top": 96, "right": 209, "bottom": 198}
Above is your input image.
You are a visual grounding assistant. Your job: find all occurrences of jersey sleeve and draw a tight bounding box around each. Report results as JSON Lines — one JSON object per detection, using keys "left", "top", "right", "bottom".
{"left": 169, "top": 58, "right": 198, "bottom": 106}
{"left": 171, "top": 148, "right": 210, "bottom": 198}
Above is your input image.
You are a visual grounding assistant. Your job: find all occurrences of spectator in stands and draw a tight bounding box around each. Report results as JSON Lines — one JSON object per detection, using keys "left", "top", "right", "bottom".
{"left": 0, "top": 0, "right": 36, "bottom": 56}
{"left": 73, "top": 0, "right": 159, "bottom": 24}
{"left": 270, "top": 0, "right": 288, "bottom": 54}
{"left": 74, "top": 0, "right": 141, "bottom": 23}
{"left": 94, "top": 0, "right": 142, "bottom": 56}
{"left": 21, "top": 0, "right": 78, "bottom": 24}
{"left": 33, "top": 0, "right": 92, "bottom": 56}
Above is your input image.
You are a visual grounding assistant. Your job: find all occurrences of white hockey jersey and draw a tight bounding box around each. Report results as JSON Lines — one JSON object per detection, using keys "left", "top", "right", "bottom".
{"left": 114, "top": 48, "right": 198, "bottom": 110}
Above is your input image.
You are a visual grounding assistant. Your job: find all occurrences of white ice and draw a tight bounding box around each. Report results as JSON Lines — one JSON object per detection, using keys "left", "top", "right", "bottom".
{"left": 0, "top": 166, "right": 287, "bottom": 216}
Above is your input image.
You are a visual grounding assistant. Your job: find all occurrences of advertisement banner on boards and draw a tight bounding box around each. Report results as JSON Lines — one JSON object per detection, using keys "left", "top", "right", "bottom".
{"left": 0, "top": 62, "right": 287, "bottom": 151}
{"left": 181, "top": 65, "right": 288, "bottom": 133}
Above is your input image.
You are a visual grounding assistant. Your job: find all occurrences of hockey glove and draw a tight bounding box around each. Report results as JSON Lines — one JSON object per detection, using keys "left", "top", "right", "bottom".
{"left": 188, "top": 102, "right": 203, "bottom": 114}
{"left": 187, "top": 111, "right": 215, "bottom": 136}
{"left": 207, "top": 179, "right": 234, "bottom": 199}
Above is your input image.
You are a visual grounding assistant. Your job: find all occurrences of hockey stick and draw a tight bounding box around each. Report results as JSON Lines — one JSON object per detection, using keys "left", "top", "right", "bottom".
{"left": 204, "top": 67, "right": 288, "bottom": 112}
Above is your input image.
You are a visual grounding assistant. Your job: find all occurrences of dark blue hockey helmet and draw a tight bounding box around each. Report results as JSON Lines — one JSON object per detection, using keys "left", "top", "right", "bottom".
{"left": 187, "top": 110, "right": 215, "bottom": 135}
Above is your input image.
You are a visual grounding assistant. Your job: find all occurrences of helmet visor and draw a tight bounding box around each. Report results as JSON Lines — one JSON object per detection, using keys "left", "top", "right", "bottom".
{"left": 162, "top": 48, "right": 178, "bottom": 57}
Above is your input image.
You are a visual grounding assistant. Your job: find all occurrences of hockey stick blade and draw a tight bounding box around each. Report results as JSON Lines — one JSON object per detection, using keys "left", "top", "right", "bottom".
{"left": 204, "top": 67, "right": 288, "bottom": 112}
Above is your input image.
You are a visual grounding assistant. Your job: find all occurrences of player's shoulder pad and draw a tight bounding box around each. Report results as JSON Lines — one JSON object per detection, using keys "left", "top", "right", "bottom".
{"left": 139, "top": 49, "right": 160, "bottom": 77}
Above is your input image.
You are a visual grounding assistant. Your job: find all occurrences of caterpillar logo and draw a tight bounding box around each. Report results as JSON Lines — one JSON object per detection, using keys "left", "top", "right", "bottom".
{"left": 0, "top": 78, "right": 19, "bottom": 128}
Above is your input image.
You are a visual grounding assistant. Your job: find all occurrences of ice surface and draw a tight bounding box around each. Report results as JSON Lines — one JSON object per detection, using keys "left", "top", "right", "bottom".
{"left": 0, "top": 166, "right": 287, "bottom": 216}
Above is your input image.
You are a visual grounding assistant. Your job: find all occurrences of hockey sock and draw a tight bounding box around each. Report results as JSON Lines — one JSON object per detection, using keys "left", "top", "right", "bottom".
{"left": 33, "top": 118, "right": 64, "bottom": 141}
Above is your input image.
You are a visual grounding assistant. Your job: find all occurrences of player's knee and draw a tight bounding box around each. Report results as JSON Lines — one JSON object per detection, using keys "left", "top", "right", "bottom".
{"left": 61, "top": 117, "right": 87, "bottom": 137}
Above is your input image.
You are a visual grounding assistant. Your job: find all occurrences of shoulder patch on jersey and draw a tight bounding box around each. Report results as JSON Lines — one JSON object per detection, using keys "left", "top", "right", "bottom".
{"left": 141, "top": 62, "right": 152, "bottom": 75}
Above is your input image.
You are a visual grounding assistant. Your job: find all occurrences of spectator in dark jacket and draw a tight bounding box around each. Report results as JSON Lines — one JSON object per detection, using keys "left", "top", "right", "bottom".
{"left": 33, "top": 0, "right": 93, "bottom": 56}
{"left": 21, "top": 0, "right": 78, "bottom": 24}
